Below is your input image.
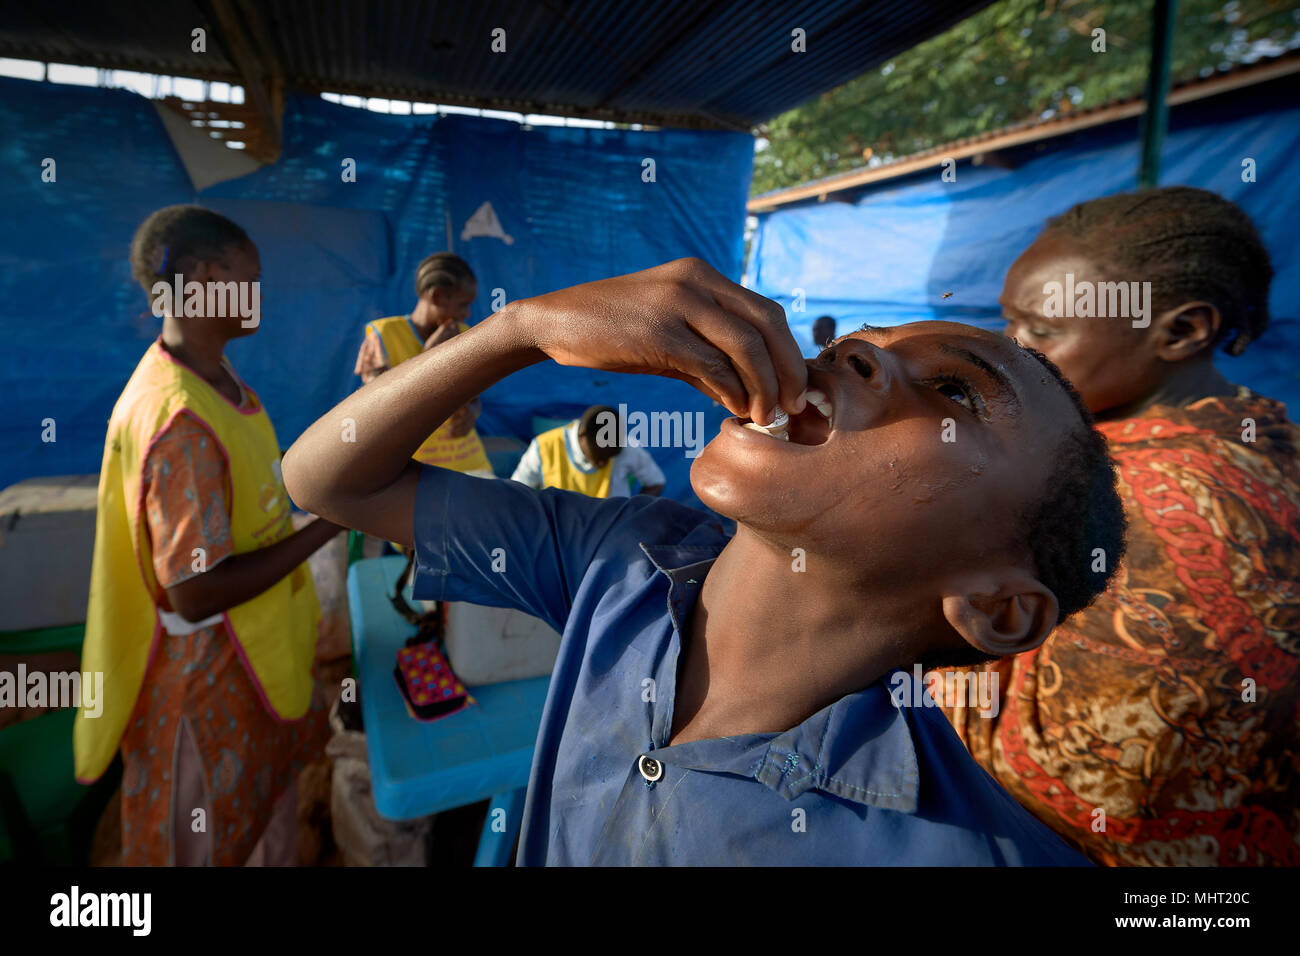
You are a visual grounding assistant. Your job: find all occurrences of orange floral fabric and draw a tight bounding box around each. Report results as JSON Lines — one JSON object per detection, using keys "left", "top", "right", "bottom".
{"left": 942, "top": 390, "right": 1300, "bottom": 866}
{"left": 119, "top": 410, "right": 328, "bottom": 866}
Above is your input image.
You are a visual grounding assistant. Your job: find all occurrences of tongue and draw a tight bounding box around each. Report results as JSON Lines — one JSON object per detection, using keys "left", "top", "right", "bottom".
{"left": 786, "top": 407, "right": 830, "bottom": 446}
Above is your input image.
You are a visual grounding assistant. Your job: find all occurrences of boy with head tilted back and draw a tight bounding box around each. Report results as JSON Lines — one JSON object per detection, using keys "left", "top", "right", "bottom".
{"left": 284, "top": 258, "right": 1125, "bottom": 865}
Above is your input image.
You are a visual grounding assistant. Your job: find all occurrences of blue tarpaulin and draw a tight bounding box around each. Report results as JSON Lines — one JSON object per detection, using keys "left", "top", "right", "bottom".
{"left": 7, "top": 72, "right": 1297, "bottom": 503}
{"left": 745, "top": 76, "right": 1300, "bottom": 415}
{"left": 1, "top": 78, "right": 754, "bottom": 500}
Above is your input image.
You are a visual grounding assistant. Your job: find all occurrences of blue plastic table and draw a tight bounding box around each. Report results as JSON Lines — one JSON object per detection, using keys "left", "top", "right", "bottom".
{"left": 346, "top": 555, "right": 549, "bottom": 866}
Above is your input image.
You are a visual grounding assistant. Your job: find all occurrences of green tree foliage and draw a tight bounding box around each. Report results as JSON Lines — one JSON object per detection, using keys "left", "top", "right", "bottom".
{"left": 751, "top": 0, "right": 1300, "bottom": 196}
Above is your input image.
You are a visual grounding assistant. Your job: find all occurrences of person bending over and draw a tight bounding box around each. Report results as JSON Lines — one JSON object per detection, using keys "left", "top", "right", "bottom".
{"left": 945, "top": 186, "right": 1300, "bottom": 866}
{"left": 283, "top": 258, "right": 1125, "bottom": 866}
{"left": 512, "top": 404, "right": 665, "bottom": 498}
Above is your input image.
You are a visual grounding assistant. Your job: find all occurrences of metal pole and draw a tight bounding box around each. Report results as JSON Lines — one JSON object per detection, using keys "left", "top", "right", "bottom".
{"left": 1138, "top": 0, "right": 1178, "bottom": 188}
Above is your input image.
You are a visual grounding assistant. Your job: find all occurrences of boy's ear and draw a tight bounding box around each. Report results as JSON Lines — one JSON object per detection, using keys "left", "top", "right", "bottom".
{"left": 1152, "top": 301, "right": 1221, "bottom": 362}
{"left": 940, "top": 572, "right": 1059, "bottom": 659}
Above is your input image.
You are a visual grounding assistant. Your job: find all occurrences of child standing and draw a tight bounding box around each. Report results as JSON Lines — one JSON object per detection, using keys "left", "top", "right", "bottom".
{"left": 76, "top": 205, "right": 342, "bottom": 865}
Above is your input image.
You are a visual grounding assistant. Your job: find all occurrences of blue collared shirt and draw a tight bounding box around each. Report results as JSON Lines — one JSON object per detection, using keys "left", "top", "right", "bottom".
{"left": 412, "top": 467, "right": 1088, "bottom": 866}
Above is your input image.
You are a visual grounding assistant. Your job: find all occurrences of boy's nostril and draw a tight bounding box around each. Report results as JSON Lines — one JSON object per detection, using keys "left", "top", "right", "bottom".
{"left": 848, "top": 353, "right": 873, "bottom": 379}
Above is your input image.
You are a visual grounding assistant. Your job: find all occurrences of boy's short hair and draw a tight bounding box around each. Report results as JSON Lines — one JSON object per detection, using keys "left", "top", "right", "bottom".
{"left": 129, "top": 205, "right": 249, "bottom": 293}
{"left": 579, "top": 405, "right": 623, "bottom": 454}
{"left": 1020, "top": 346, "right": 1127, "bottom": 624}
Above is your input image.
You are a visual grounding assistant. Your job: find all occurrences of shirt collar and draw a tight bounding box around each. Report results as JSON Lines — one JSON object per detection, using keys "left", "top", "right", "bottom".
{"left": 637, "top": 540, "right": 922, "bottom": 814}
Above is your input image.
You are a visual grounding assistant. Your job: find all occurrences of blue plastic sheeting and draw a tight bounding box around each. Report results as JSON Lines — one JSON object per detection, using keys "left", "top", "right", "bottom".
{"left": 1, "top": 79, "right": 754, "bottom": 502}
{"left": 1, "top": 79, "right": 194, "bottom": 487}
{"left": 745, "top": 79, "right": 1300, "bottom": 414}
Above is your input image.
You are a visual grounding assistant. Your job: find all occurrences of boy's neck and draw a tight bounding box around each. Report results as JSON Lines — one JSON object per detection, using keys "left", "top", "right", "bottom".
{"left": 670, "top": 525, "right": 917, "bottom": 746}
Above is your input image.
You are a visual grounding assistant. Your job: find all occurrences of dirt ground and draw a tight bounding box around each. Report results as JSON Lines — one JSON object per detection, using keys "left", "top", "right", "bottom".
{"left": 89, "top": 770, "right": 491, "bottom": 867}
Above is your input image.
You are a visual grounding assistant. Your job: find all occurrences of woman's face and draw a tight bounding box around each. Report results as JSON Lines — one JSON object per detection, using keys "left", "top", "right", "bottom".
{"left": 204, "top": 240, "right": 262, "bottom": 339}
{"left": 429, "top": 281, "right": 478, "bottom": 325}
{"left": 1000, "top": 235, "right": 1161, "bottom": 415}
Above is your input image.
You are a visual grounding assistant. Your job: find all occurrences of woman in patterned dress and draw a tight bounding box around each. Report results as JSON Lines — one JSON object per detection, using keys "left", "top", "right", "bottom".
{"left": 945, "top": 187, "right": 1300, "bottom": 865}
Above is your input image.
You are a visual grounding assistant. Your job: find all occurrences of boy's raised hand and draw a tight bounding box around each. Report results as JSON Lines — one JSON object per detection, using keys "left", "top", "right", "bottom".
{"left": 285, "top": 258, "right": 805, "bottom": 545}
{"left": 514, "top": 258, "right": 808, "bottom": 423}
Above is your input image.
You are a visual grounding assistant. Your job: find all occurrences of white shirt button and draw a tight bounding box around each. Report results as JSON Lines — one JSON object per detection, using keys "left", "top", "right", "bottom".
{"left": 638, "top": 755, "right": 663, "bottom": 783}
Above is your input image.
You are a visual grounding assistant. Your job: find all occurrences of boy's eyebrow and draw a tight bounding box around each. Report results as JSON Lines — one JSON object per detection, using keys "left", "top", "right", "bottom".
{"left": 937, "top": 343, "right": 1022, "bottom": 411}
{"left": 1000, "top": 301, "right": 1037, "bottom": 320}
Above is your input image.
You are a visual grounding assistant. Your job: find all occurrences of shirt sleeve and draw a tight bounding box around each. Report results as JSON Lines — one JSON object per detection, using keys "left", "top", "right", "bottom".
{"left": 140, "top": 410, "right": 235, "bottom": 593}
{"left": 625, "top": 446, "right": 666, "bottom": 487}
{"left": 411, "top": 466, "right": 690, "bottom": 634}
{"left": 354, "top": 328, "right": 388, "bottom": 383}
{"left": 509, "top": 438, "right": 544, "bottom": 488}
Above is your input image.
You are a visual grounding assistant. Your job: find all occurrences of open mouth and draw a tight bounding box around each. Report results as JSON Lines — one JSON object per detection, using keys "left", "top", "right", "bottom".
{"left": 741, "top": 388, "right": 833, "bottom": 446}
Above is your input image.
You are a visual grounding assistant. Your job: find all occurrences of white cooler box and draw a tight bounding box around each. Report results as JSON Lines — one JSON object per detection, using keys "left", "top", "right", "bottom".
{"left": 0, "top": 475, "right": 98, "bottom": 632}
{"left": 443, "top": 603, "right": 562, "bottom": 685}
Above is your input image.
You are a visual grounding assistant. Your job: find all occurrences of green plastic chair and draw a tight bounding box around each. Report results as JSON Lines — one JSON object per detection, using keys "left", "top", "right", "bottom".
{"left": 1, "top": 623, "right": 85, "bottom": 656}
{"left": 0, "top": 707, "right": 122, "bottom": 865}
{"left": 1, "top": 622, "right": 120, "bottom": 866}
{"left": 347, "top": 528, "right": 366, "bottom": 566}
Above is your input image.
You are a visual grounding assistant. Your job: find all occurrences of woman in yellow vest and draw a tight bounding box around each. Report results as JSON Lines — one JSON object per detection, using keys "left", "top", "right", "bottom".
{"left": 353, "top": 253, "right": 494, "bottom": 476}
{"left": 75, "top": 205, "right": 342, "bottom": 865}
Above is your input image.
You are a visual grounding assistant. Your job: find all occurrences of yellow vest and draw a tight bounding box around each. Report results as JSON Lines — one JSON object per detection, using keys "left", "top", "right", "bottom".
{"left": 74, "top": 342, "right": 319, "bottom": 783}
{"left": 536, "top": 424, "right": 612, "bottom": 497}
{"left": 365, "top": 316, "right": 492, "bottom": 473}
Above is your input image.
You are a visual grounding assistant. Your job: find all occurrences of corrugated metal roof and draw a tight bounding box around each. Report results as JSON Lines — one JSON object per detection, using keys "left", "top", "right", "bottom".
{"left": 0, "top": 0, "right": 995, "bottom": 130}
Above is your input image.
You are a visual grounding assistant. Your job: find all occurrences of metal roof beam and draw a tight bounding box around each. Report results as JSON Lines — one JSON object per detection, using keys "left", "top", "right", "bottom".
{"left": 206, "top": 0, "right": 282, "bottom": 154}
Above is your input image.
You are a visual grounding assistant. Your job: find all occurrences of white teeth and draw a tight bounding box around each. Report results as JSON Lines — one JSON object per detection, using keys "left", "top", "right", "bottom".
{"left": 805, "top": 389, "right": 834, "bottom": 427}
